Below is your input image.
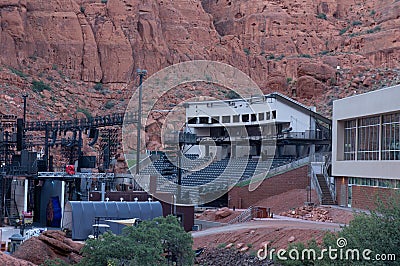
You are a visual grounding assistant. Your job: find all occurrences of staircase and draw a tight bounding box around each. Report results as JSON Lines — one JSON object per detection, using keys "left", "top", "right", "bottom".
{"left": 228, "top": 206, "right": 254, "bottom": 224}
{"left": 4, "top": 178, "right": 20, "bottom": 225}
{"left": 316, "top": 174, "right": 335, "bottom": 205}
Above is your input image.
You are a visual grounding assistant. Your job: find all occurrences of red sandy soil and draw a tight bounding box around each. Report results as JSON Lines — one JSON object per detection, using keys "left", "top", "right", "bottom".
{"left": 194, "top": 227, "right": 328, "bottom": 251}
{"left": 196, "top": 189, "right": 354, "bottom": 224}
{"left": 195, "top": 209, "right": 243, "bottom": 223}
{"left": 193, "top": 189, "right": 355, "bottom": 255}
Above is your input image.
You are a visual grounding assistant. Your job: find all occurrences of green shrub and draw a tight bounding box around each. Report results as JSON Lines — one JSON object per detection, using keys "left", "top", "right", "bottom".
{"left": 266, "top": 54, "right": 275, "bottom": 60}
{"left": 104, "top": 101, "right": 115, "bottom": 110}
{"left": 352, "top": 21, "right": 362, "bottom": 26}
{"left": 10, "top": 68, "right": 28, "bottom": 79}
{"left": 78, "top": 215, "right": 194, "bottom": 266}
{"left": 299, "top": 54, "right": 312, "bottom": 58}
{"left": 276, "top": 192, "right": 400, "bottom": 266}
{"left": 316, "top": 13, "right": 327, "bottom": 20}
{"left": 339, "top": 26, "right": 350, "bottom": 35}
{"left": 366, "top": 26, "right": 381, "bottom": 34}
{"left": 77, "top": 108, "right": 92, "bottom": 119}
{"left": 243, "top": 48, "right": 250, "bottom": 56}
{"left": 32, "top": 80, "right": 52, "bottom": 93}
{"left": 101, "top": 0, "right": 107, "bottom": 3}
{"left": 93, "top": 82, "right": 103, "bottom": 91}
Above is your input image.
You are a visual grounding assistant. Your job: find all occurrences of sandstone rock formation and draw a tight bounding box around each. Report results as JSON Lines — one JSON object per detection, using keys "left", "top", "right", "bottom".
{"left": 12, "top": 230, "right": 83, "bottom": 265}
{"left": 0, "top": 0, "right": 399, "bottom": 125}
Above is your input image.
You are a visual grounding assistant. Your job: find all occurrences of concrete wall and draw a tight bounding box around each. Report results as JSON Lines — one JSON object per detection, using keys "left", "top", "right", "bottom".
{"left": 332, "top": 84, "right": 400, "bottom": 179}
{"left": 228, "top": 165, "right": 309, "bottom": 210}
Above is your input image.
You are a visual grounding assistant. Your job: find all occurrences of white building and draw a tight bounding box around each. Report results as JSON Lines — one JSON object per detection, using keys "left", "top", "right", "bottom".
{"left": 184, "top": 92, "right": 330, "bottom": 160}
{"left": 332, "top": 85, "right": 400, "bottom": 208}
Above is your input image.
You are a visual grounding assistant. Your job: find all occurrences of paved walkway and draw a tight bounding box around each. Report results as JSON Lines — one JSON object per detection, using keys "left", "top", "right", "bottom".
{"left": 192, "top": 216, "right": 343, "bottom": 238}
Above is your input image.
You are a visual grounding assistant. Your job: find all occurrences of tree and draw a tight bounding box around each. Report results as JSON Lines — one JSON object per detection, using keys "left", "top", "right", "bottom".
{"left": 277, "top": 192, "right": 400, "bottom": 266}
{"left": 78, "top": 215, "right": 194, "bottom": 266}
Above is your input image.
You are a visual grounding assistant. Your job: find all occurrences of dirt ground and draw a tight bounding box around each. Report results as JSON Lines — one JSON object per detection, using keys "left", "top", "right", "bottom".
{"left": 193, "top": 188, "right": 355, "bottom": 257}
{"left": 195, "top": 209, "right": 243, "bottom": 223}
{"left": 196, "top": 189, "right": 354, "bottom": 225}
{"left": 194, "top": 227, "right": 329, "bottom": 251}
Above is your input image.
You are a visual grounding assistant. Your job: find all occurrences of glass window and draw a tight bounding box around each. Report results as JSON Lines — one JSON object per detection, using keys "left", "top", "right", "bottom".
{"left": 187, "top": 117, "right": 197, "bottom": 124}
{"left": 233, "top": 115, "right": 240, "bottom": 123}
{"left": 266, "top": 112, "right": 271, "bottom": 120}
{"left": 381, "top": 113, "right": 400, "bottom": 160}
{"left": 242, "top": 114, "right": 249, "bottom": 122}
{"left": 272, "top": 110, "right": 277, "bottom": 119}
{"left": 251, "top": 114, "right": 257, "bottom": 122}
{"left": 357, "top": 116, "right": 380, "bottom": 160}
{"left": 258, "top": 113, "right": 264, "bottom": 121}
{"left": 344, "top": 120, "right": 356, "bottom": 160}
{"left": 222, "top": 116, "right": 230, "bottom": 123}
{"left": 211, "top": 116, "right": 219, "bottom": 124}
{"left": 199, "top": 117, "right": 209, "bottom": 124}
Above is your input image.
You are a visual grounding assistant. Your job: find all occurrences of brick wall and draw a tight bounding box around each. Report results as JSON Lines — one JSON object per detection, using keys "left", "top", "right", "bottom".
{"left": 228, "top": 165, "right": 309, "bottom": 209}
{"left": 335, "top": 177, "right": 348, "bottom": 207}
{"left": 351, "top": 185, "right": 397, "bottom": 210}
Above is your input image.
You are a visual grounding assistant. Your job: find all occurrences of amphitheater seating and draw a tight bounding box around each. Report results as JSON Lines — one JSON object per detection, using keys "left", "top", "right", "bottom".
{"left": 140, "top": 154, "right": 295, "bottom": 188}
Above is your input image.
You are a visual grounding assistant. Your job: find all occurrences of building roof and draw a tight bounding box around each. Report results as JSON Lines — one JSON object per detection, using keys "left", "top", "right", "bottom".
{"left": 186, "top": 92, "right": 332, "bottom": 125}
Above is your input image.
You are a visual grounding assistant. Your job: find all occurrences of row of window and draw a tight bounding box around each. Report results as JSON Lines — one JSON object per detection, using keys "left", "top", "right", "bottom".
{"left": 188, "top": 111, "right": 277, "bottom": 125}
{"left": 343, "top": 112, "right": 400, "bottom": 160}
{"left": 348, "top": 177, "right": 400, "bottom": 189}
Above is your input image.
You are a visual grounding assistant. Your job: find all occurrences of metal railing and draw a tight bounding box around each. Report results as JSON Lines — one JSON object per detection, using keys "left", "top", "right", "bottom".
{"left": 310, "top": 165, "right": 323, "bottom": 204}
{"left": 228, "top": 206, "right": 254, "bottom": 224}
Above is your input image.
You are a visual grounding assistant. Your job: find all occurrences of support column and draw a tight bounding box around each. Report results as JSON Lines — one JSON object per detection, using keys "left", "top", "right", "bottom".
{"left": 231, "top": 143, "right": 236, "bottom": 158}
{"left": 60, "top": 181, "right": 65, "bottom": 227}
{"left": 24, "top": 179, "right": 28, "bottom": 212}
{"left": 205, "top": 145, "right": 210, "bottom": 157}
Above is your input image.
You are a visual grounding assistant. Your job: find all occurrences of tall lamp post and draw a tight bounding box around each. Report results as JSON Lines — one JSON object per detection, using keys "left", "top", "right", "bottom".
{"left": 136, "top": 69, "right": 147, "bottom": 176}
{"left": 22, "top": 94, "right": 28, "bottom": 149}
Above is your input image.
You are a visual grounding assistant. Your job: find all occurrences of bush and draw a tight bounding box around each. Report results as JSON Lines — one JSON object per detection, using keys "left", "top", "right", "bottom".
{"left": 32, "top": 80, "right": 52, "bottom": 93}
{"left": 299, "top": 54, "right": 312, "bottom": 58}
{"left": 243, "top": 48, "right": 250, "bottom": 56}
{"left": 316, "top": 13, "right": 327, "bottom": 20}
{"left": 352, "top": 21, "right": 362, "bottom": 26}
{"left": 366, "top": 26, "right": 381, "bottom": 34}
{"left": 93, "top": 82, "right": 104, "bottom": 91}
{"left": 266, "top": 54, "right": 275, "bottom": 60}
{"left": 339, "top": 26, "right": 350, "bottom": 35}
{"left": 277, "top": 192, "right": 400, "bottom": 265}
{"left": 10, "top": 67, "right": 28, "bottom": 79}
{"left": 104, "top": 101, "right": 115, "bottom": 110}
{"left": 78, "top": 215, "right": 194, "bottom": 266}
{"left": 77, "top": 108, "right": 92, "bottom": 119}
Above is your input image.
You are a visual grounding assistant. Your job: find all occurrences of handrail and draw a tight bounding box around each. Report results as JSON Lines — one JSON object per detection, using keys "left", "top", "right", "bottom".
{"left": 310, "top": 166, "right": 323, "bottom": 204}
{"left": 228, "top": 206, "right": 254, "bottom": 224}
{"left": 323, "top": 167, "right": 336, "bottom": 201}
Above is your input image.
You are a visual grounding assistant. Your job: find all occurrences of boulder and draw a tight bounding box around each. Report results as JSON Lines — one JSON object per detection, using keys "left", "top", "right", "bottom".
{"left": 215, "top": 207, "right": 233, "bottom": 219}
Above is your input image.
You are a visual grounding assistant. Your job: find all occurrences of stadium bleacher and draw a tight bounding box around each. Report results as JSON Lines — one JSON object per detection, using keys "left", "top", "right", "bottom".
{"left": 140, "top": 154, "right": 294, "bottom": 187}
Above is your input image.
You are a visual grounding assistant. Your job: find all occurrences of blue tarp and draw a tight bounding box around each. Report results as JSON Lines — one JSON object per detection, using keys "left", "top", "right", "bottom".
{"left": 64, "top": 201, "right": 163, "bottom": 240}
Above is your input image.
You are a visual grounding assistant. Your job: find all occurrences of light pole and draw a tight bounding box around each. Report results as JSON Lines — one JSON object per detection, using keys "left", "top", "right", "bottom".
{"left": 136, "top": 69, "right": 147, "bottom": 176}
{"left": 22, "top": 94, "right": 28, "bottom": 149}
